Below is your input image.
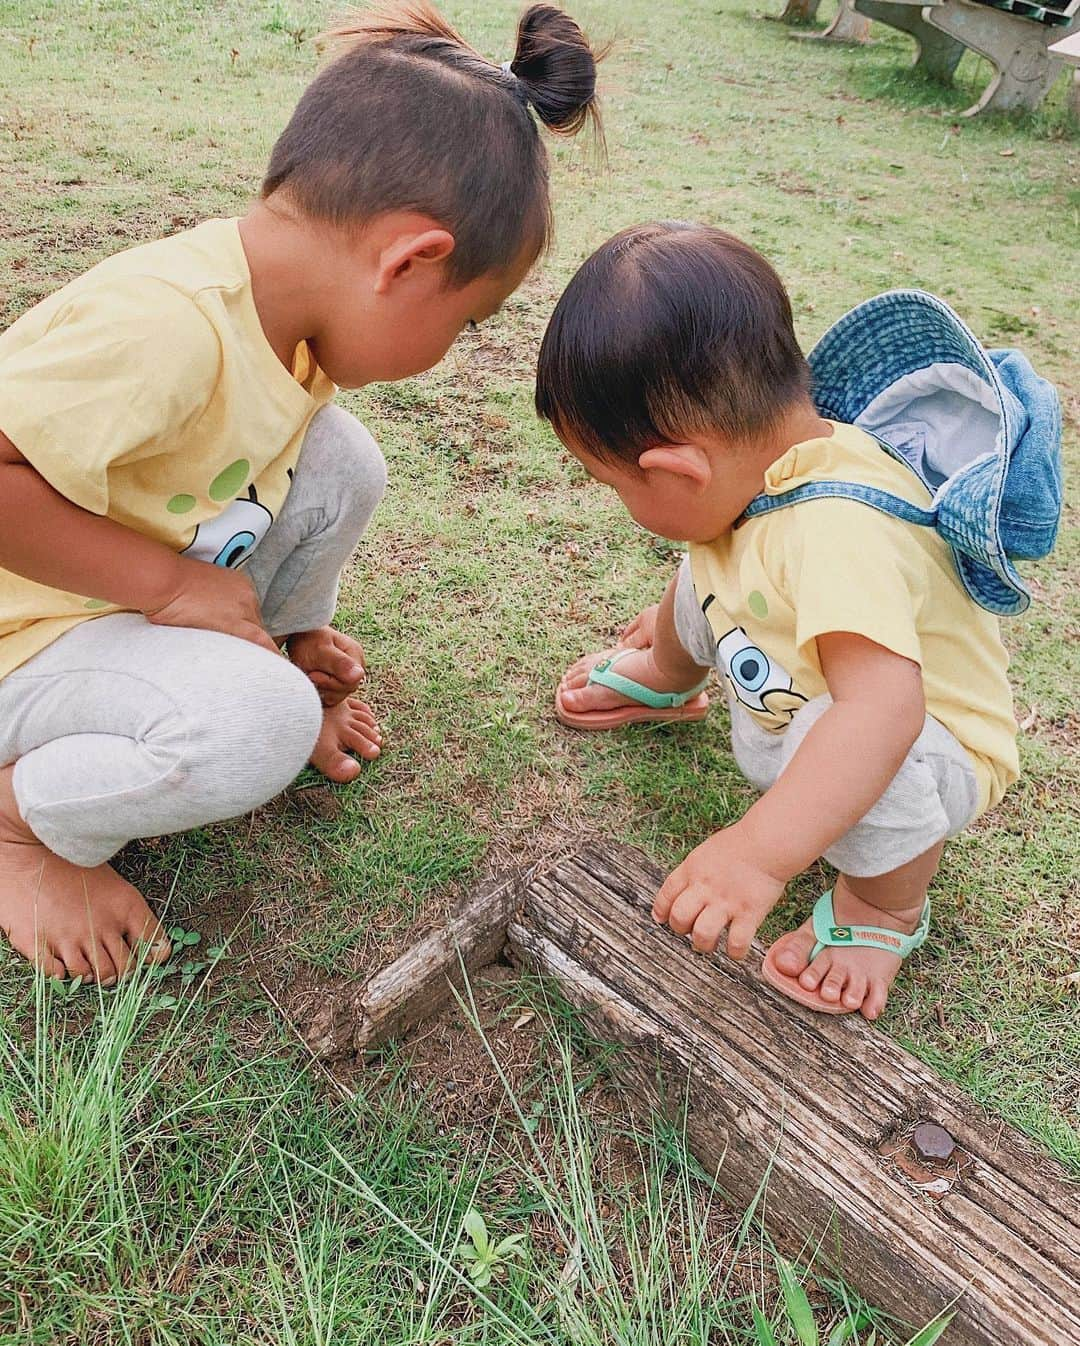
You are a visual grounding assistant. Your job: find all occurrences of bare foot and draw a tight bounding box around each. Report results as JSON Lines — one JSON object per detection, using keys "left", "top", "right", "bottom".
{"left": 558, "top": 645, "right": 703, "bottom": 717}
{"left": 0, "top": 766, "right": 171, "bottom": 983}
{"left": 767, "top": 878, "right": 924, "bottom": 1020}
{"left": 309, "top": 697, "right": 382, "bottom": 782}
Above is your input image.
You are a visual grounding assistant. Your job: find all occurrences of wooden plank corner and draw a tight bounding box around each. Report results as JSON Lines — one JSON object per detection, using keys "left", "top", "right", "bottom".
{"left": 302, "top": 869, "right": 523, "bottom": 1059}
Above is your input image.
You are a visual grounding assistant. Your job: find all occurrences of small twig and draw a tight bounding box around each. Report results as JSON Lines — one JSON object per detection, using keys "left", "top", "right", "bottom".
{"left": 246, "top": 952, "right": 356, "bottom": 1103}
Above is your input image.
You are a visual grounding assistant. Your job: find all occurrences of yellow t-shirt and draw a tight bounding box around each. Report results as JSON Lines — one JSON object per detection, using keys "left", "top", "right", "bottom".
{"left": 0, "top": 217, "right": 335, "bottom": 680}
{"left": 689, "top": 421, "right": 1018, "bottom": 812}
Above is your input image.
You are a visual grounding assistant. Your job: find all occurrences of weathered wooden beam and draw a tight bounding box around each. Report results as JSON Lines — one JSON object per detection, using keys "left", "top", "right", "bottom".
{"left": 303, "top": 871, "right": 522, "bottom": 1058}
{"left": 506, "top": 843, "right": 1080, "bottom": 1346}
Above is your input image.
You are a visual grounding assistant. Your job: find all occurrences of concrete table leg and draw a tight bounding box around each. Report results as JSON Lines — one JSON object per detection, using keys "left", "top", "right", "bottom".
{"left": 855, "top": 0, "right": 966, "bottom": 80}
{"left": 792, "top": 0, "right": 873, "bottom": 41}
{"left": 775, "top": 0, "right": 825, "bottom": 21}
{"left": 924, "top": 2, "right": 1069, "bottom": 114}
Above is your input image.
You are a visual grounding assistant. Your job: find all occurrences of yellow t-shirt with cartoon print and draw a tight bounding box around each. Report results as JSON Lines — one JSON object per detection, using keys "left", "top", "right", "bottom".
{"left": 0, "top": 217, "right": 335, "bottom": 681}
{"left": 689, "top": 421, "right": 1018, "bottom": 812}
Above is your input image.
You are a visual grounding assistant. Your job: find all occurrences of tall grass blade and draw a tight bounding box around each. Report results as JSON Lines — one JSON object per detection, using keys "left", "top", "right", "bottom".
{"left": 777, "top": 1256, "right": 819, "bottom": 1346}
{"left": 753, "top": 1305, "right": 779, "bottom": 1345}
{"left": 903, "top": 1315, "right": 955, "bottom": 1346}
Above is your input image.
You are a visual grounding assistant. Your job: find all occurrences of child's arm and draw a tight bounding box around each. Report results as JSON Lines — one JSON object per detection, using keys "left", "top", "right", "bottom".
{"left": 652, "top": 633, "right": 925, "bottom": 958}
{"left": 0, "top": 430, "right": 277, "bottom": 654}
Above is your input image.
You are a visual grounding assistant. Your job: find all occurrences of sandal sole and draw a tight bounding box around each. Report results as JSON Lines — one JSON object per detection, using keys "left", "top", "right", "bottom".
{"left": 554, "top": 691, "right": 710, "bottom": 731}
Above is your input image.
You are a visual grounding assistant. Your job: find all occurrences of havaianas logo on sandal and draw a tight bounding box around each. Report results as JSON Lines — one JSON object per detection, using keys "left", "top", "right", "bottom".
{"left": 832, "top": 926, "right": 904, "bottom": 950}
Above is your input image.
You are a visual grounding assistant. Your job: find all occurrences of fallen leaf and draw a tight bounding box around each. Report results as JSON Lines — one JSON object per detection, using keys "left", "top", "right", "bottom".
{"left": 512, "top": 1011, "right": 535, "bottom": 1031}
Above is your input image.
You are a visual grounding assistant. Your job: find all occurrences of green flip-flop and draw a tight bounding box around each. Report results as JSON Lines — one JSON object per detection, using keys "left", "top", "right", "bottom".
{"left": 762, "top": 889, "right": 931, "bottom": 1016}
{"left": 556, "top": 649, "right": 710, "bottom": 730}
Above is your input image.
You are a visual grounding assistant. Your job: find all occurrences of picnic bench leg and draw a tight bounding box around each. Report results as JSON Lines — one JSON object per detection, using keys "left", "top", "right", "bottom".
{"left": 774, "top": 0, "right": 826, "bottom": 23}
{"left": 794, "top": 0, "right": 873, "bottom": 41}
{"left": 854, "top": 0, "right": 965, "bottom": 81}
{"left": 924, "top": 3, "right": 1067, "bottom": 114}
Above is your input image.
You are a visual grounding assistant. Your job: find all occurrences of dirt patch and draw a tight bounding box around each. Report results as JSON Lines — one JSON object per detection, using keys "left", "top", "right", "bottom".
{"left": 331, "top": 961, "right": 770, "bottom": 1307}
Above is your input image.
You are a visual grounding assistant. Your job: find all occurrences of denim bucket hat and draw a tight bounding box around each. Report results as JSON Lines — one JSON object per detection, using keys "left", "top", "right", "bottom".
{"left": 803, "top": 289, "right": 1063, "bottom": 616}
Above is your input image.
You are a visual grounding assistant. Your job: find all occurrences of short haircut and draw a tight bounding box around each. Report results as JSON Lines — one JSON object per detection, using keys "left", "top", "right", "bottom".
{"left": 535, "top": 222, "right": 812, "bottom": 464}
{"left": 263, "top": 3, "right": 601, "bottom": 286}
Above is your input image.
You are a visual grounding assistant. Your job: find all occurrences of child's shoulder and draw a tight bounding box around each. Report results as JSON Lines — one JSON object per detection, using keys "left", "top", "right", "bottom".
{"left": 60, "top": 217, "right": 246, "bottom": 307}
{"left": 0, "top": 219, "right": 251, "bottom": 384}
{"left": 766, "top": 420, "right": 931, "bottom": 506}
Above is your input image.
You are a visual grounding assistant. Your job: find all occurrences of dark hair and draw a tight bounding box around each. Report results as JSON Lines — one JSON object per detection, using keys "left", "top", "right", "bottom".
{"left": 262, "top": 3, "right": 602, "bottom": 285}
{"left": 535, "top": 222, "right": 812, "bottom": 465}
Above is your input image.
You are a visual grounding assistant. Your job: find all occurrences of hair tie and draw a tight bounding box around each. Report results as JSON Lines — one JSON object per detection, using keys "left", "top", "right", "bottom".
{"left": 499, "top": 58, "right": 529, "bottom": 107}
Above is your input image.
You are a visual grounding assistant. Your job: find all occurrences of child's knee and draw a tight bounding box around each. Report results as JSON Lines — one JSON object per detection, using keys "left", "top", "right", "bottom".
{"left": 304, "top": 404, "right": 387, "bottom": 523}
{"left": 199, "top": 654, "right": 322, "bottom": 811}
{"left": 252, "top": 657, "right": 323, "bottom": 790}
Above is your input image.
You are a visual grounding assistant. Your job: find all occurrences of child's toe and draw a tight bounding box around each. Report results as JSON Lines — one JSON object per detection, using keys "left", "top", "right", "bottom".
{"left": 798, "top": 950, "right": 831, "bottom": 991}
{"left": 841, "top": 972, "right": 868, "bottom": 1011}
{"left": 819, "top": 968, "right": 847, "bottom": 1003}
{"left": 57, "top": 945, "right": 94, "bottom": 982}
{"left": 861, "top": 981, "right": 889, "bottom": 1021}
{"left": 36, "top": 942, "right": 67, "bottom": 982}
{"left": 770, "top": 926, "right": 816, "bottom": 977}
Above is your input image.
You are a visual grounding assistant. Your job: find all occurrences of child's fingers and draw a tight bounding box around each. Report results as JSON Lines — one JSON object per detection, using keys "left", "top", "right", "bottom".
{"left": 690, "top": 903, "right": 730, "bottom": 954}
{"left": 332, "top": 629, "right": 367, "bottom": 664}
{"left": 324, "top": 645, "right": 365, "bottom": 684}
{"left": 667, "top": 885, "right": 709, "bottom": 936}
{"left": 724, "top": 913, "right": 759, "bottom": 962}
{"left": 652, "top": 871, "right": 685, "bottom": 922}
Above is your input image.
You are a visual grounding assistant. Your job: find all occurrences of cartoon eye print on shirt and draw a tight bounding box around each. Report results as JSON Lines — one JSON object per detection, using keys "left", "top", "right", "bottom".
{"left": 713, "top": 625, "right": 808, "bottom": 719}
{"left": 167, "top": 459, "right": 278, "bottom": 569}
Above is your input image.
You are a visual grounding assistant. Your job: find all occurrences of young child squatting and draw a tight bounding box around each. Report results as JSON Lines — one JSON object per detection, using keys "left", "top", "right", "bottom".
{"left": 539, "top": 223, "right": 1018, "bottom": 1020}
{"left": 0, "top": 3, "right": 601, "bottom": 985}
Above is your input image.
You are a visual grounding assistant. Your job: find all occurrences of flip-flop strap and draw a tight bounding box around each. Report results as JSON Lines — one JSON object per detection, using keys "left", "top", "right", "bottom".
{"left": 586, "top": 650, "right": 709, "bottom": 710}
{"left": 810, "top": 890, "right": 931, "bottom": 961}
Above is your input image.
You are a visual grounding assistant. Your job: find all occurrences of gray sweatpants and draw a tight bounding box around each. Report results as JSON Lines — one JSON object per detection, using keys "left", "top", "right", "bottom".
{"left": 0, "top": 404, "right": 386, "bottom": 867}
{"left": 673, "top": 558, "right": 980, "bottom": 877}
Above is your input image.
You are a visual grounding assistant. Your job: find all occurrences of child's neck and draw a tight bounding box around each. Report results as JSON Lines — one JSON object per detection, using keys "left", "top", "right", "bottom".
{"left": 754, "top": 401, "right": 834, "bottom": 466}
{"left": 238, "top": 200, "right": 324, "bottom": 373}
{"left": 712, "top": 401, "right": 833, "bottom": 529}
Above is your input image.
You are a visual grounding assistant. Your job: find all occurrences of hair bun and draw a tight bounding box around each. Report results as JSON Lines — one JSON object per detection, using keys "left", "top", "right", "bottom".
{"left": 509, "top": 4, "right": 600, "bottom": 135}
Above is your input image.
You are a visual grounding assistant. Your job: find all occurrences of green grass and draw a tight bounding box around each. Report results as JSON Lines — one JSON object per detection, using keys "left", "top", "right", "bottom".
{"left": 0, "top": 962, "right": 950, "bottom": 1343}
{"left": 0, "top": 0, "right": 1078, "bottom": 1336}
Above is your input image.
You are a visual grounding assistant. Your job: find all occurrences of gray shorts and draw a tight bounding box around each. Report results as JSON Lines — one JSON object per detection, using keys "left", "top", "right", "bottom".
{"left": 673, "top": 557, "right": 979, "bottom": 877}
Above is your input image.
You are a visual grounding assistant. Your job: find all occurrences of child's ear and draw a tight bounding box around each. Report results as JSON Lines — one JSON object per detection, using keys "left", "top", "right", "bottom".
{"left": 638, "top": 444, "right": 712, "bottom": 489}
{"left": 373, "top": 228, "right": 455, "bottom": 295}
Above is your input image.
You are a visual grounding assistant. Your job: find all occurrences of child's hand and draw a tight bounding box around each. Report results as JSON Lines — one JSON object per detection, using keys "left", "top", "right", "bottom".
{"left": 652, "top": 826, "right": 788, "bottom": 959}
{"left": 618, "top": 603, "right": 660, "bottom": 649}
{"left": 144, "top": 557, "right": 278, "bottom": 654}
{"left": 287, "top": 627, "right": 367, "bottom": 707}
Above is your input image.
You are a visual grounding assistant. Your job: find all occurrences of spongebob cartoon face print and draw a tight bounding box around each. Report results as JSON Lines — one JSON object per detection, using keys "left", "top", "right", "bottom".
{"left": 179, "top": 484, "right": 273, "bottom": 568}
{"left": 167, "top": 458, "right": 286, "bottom": 570}
{"left": 714, "top": 625, "right": 807, "bottom": 720}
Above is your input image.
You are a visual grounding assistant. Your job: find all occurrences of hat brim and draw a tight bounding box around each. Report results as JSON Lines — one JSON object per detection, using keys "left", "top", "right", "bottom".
{"left": 955, "top": 552, "right": 1030, "bottom": 616}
